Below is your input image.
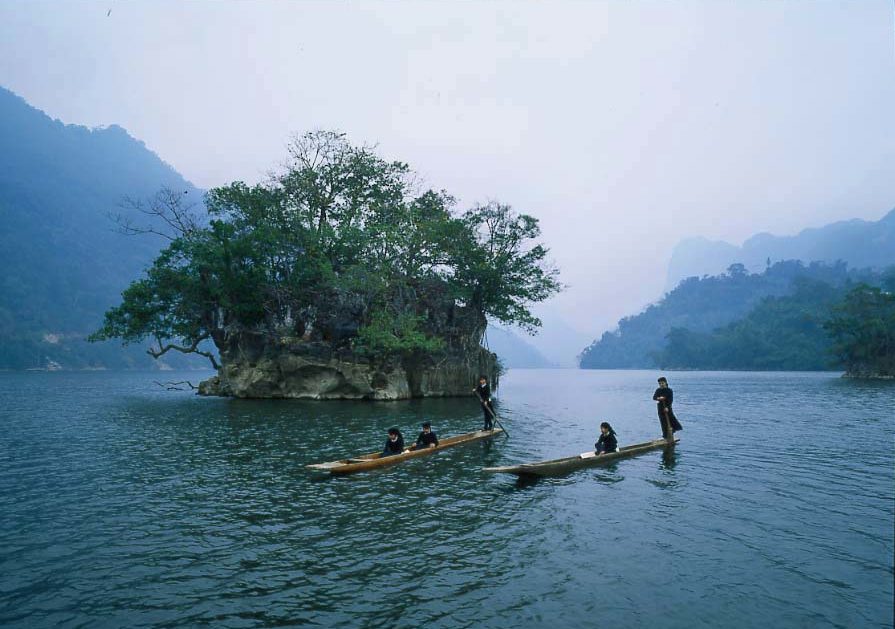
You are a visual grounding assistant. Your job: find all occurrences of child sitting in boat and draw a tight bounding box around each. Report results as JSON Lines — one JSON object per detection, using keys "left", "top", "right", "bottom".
{"left": 382, "top": 427, "right": 405, "bottom": 457}
{"left": 594, "top": 422, "right": 619, "bottom": 455}
{"left": 413, "top": 422, "right": 439, "bottom": 449}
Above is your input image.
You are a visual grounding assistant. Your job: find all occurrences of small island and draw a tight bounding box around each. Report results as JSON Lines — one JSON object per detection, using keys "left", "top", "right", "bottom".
{"left": 91, "top": 132, "right": 561, "bottom": 398}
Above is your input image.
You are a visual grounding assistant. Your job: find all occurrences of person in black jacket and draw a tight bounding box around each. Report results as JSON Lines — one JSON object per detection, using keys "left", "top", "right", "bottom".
{"left": 595, "top": 422, "right": 619, "bottom": 455}
{"left": 474, "top": 375, "right": 495, "bottom": 431}
{"left": 381, "top": 427, "right": 405, "bottom": 457}
{"left": 653, "top": 377, "right": 683, "bottom": 439}
{"left": 413, "top": 422, "right": 439, "bottom": 450}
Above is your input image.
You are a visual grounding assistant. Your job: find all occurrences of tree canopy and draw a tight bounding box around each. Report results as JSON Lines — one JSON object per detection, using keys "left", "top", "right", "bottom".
{"left": 92, "top": 131, "right": 561, "bottom": 365}
{"left": 825, "top": 283, "right": 895, "bottom": 377}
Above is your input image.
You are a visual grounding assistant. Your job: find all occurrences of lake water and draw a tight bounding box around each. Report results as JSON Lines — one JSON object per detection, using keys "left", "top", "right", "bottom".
{"left": 0, "top": 369, "right": 892, "bottom": 628}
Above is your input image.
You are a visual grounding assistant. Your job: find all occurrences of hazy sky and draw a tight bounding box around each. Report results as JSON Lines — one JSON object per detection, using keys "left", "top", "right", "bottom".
{"left": 2, "top": 0, "right": 894, "bottom": 351}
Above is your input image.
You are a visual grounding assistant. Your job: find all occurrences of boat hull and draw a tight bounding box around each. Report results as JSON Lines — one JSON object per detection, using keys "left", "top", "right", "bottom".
{"left": 307, "top": 427, "right": 504, "bottom": 475}
{"left": 483, "top": 437, "right": 678, "bottom": 477}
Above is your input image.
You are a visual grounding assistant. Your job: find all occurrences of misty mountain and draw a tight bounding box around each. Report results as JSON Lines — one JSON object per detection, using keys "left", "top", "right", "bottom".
{"left": 579, "top": 260, "right": 877, "bottom": 369}
{"left": 485, "top": 325, "right": 553, "bottom": 369}
{"left": 666, "top": 209, "right": 895, "bottom": 291}
{"left": 0, "top": 86, "right": 205, "bottom": 369}
{"left": 520, "top": 307, "right": 592, "bottom": 368}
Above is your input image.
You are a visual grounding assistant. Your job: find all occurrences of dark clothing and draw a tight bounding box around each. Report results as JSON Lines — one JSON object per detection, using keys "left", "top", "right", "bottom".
{"left": 595, "top": 431, "right": 619, "bottom": 454}
{"left": 414, "top": 430, "right": 439, "bottom": 449}
{"left": 653, "top": 386, "right": 683, "bottom": 438}
{"left": 653, "top": 386, "right": 673, "bottom": 407}
{"left": 476, "top": 382, "right": 495, "bottom": 430}
{"left": 382, "top": 433, "right": 405, "bottom": 457}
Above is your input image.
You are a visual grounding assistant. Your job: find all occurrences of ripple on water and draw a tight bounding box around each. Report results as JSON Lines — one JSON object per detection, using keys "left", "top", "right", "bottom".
{"left": 0, "top": 370, "right": 892, "bottom": 628}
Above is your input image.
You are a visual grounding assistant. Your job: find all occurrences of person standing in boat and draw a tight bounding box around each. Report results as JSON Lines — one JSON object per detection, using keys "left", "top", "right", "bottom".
{"left": 382, "top": 427, "right": 405, "bottom": 457}
{"left": 413, "top": 422, "right": 439, "bottom": 450}
{"left": 474, "top": 375, "right": 495, "bottom": 431}
{"left": 653, "top": 376, "right": 683, "bottom": 439}
{"left": 594, "top": 422, "right": 619, "bottom": 455}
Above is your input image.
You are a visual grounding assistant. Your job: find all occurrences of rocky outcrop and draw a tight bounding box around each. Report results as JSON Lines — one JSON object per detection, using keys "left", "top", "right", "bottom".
{"left": 198, "top": 331, "right": 498, "bottom": 399}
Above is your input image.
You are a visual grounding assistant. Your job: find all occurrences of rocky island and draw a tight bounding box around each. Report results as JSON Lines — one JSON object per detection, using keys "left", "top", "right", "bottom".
{"left": 93, "top": 131, "right": 560, "bottom": 398}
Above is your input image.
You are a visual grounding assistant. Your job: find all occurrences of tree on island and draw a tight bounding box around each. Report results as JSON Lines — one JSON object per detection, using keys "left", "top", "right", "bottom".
{"left": 91, "top": 131, "right": 561, "bottom": 387}
{"left": 824, "top": 280, "right": 895, "bottom": 378}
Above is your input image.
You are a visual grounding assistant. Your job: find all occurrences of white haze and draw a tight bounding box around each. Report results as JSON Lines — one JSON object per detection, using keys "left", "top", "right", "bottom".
{"left": 2, "top": 1, "right": 894, "bottom": 364}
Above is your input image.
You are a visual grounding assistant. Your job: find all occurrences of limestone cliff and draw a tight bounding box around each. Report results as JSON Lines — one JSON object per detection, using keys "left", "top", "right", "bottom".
{"left": 198, "top": 332, "right": 498, "bottom": 399}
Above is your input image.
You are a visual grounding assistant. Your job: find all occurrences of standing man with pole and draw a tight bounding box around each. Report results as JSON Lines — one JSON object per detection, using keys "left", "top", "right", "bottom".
{"left": 474, "top": 375, "right": 495, "bottom": 432}
{"left": 653, "top": 376, "right": 683, "bottom": 440}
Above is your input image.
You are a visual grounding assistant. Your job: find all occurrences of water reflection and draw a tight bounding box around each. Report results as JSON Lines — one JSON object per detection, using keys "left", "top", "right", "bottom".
{"left": 512, "top": 474, "right": 542, "bottom": 490}
{"left": 660, "top": 445, "right": 678, "bottom": 470}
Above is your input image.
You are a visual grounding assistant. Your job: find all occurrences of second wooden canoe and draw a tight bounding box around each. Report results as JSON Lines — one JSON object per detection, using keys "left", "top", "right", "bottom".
{"left": 307, "top": 427, "right": 504, "bottom": 475}
{"left": 483, "top": 437, "right": 678, "bottom": 477}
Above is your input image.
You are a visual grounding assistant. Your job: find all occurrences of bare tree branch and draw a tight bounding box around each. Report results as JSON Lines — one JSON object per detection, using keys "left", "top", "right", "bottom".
{"left": 148, "top": 333, "right": 220, "bottom": 370}
{"left": 153, "top": 380, "right": 199, "bottom": 391}
{"left": 112, "top": 187, "right": 201, "bottom": 241}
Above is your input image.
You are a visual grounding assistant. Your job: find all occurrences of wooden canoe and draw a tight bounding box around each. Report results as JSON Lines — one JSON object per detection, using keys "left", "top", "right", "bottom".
{"left": 483, "top": 437, "right": 679, "bottom": 477}
{"left": 306, "top": 427, "right": 504, "bottom": 475}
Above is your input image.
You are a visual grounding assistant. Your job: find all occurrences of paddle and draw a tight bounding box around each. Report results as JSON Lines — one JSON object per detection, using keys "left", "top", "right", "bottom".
{"left": 473, "top": 389, "right": 509, "bottom": 437}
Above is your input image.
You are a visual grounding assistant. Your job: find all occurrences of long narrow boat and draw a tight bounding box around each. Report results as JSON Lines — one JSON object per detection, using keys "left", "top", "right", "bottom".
{"left": 307, "top": 427, "right": 504, "bottom": 475}
{"left": 483, "top": 437, "right": 679, "bottom": 477}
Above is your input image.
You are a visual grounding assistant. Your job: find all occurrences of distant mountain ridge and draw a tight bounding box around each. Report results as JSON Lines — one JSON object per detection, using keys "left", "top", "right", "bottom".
{"left": 485, "top": 325, "right": 553, "bottom": 369}
{"left": 666, "top": 209, "right": 895, "bottom": 290}
{"left": 0, "top": 86, "right": 204, "bottom": 368}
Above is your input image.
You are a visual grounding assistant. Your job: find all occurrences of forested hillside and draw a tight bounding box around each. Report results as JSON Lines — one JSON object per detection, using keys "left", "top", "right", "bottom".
{"left": 579, "top": 260, "right": 881, "bottom": 369}
{"left": 0, "top": 87, "right": 204, "bottom": 369}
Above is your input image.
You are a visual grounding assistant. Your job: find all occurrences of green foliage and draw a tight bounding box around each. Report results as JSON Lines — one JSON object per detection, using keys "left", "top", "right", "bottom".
{"left": 95, "top": 131, "right": 562, "bottom": 363}
{"left": 452, "top": 203, "right": 562, "bottom": 332}
{"left": 580, "top": 260, "right": 863, "bottom": 368}
{"left": 657, "top": 278, "right": 846, "bottom": 370}
{"left": 354, "top": 310, "right": 445, "bottom": 355}
{"left": 824, "top": 284, "right": 895, "bottom": 377}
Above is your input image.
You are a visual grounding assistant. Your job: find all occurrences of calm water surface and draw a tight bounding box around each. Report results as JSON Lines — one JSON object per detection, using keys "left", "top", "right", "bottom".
{"left": 0, "top": 369, "right": 892, "bottom": 628}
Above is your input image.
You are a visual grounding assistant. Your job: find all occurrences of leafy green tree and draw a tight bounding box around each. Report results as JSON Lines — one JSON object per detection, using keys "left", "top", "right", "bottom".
{"left": 825, "top": 284, "right": 895, "bottom": 377}
{"left": 451, "top": 202, "right": 561, "bottom": 333}
{"left": 92, "top": 132, "right": 562, "bottom": 365}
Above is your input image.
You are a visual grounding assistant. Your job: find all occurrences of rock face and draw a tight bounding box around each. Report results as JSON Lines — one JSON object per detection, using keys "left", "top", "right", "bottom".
{"left": 198, "top": 332, "right": 498, "bottom": 399}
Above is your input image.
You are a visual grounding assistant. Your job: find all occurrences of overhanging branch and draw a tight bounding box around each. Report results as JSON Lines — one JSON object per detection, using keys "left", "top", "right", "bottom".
{"left": 148, "top": 333, "right": 220, "bottom": 370}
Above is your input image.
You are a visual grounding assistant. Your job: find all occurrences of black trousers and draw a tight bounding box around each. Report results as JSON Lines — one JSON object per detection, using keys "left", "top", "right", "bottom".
{"left": 481, "top": 402, "right": 494, "bottom": 429}
{"left": 658, "top": 406, "right": 683, "bottom": 439}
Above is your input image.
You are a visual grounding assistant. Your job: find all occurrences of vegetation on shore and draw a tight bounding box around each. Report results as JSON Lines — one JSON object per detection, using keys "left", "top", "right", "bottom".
{"left": 580, "top": 260, "right": 894, "bottom": 376}
{"left": 825, "top": 282, "right": 895, "bottom": 378}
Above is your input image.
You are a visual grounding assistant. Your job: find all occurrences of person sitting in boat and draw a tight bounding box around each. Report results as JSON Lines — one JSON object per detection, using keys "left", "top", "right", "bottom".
{"left": 594, "top": 422, "right": 619, "bottom": 455}
{"left": 381, "top": 427, "right": 405, "bottom": 457}
{"left": 653, "top": 376, "right": 683, "bottom": 439}
{"left": 413, "top": 422, "right": 439, "bottom": 450}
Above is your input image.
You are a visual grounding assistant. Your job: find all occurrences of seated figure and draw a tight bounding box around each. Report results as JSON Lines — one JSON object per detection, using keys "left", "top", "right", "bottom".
{"left": 594, "top": 422, "right": 619, "bottom": 455}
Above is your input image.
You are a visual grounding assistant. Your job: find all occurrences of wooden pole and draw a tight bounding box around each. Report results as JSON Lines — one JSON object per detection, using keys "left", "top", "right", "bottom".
{"left": 474, "top": 389, "right": 509, "bottom": 437}
{"left": 663, "top": 408, "right": 675, "bottom": 443}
